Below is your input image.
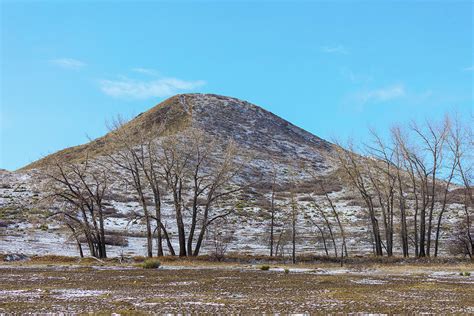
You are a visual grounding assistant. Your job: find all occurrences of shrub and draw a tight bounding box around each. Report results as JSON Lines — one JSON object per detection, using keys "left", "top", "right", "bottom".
{"left": 141, "top": 259, "right": 161, "bottom": 269}
{"left": 460, "top": 271, "right": 471, "bottom": 276}
{"left": 284, "top": 268, "right": 290, "bottom": 274}
{"left": 260, "top": 265, "right": 270, "bottom": 271}
{"left": 39, "top": 224, "right": 48, "bottom": 231}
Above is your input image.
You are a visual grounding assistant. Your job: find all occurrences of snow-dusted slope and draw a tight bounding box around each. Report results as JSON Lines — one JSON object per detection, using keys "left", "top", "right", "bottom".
{"left": 22, "top": 93, "right": 336, "bottom": 174}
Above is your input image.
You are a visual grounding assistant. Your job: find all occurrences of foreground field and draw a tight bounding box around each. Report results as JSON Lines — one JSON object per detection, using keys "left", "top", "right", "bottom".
{"left": 0, "top": 260, "right": 473, "bottom": 314}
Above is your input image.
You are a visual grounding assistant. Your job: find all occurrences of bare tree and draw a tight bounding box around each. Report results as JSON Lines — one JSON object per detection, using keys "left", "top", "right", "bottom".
{"left": 451, "top": 117, "right": 473, "bottom": 259}
{"left": 256, "top": 163, "right": 280, "bottom": 257}
{"left": 208, "top": 217, "right": 235, "bottom": 261}
{"left": 46, "top": 157, "right": 110, "bottom": 258}
{"left": 142, "top": 136, "right": 175, "bottom": 256}
{"left": 322, "top": 184, "right": 348, "bottom": 258}
{"left": 160, "top": 128, "right": 248, "bottom": 256}
{"left": 106, "top": 118, "right": 155, "bottom": 258}
{"left": 308, "top": 195, "right": 338, "bottom": 257}
{"left": 365, "top": 130, "right": 398, "bottom": 256}
{"left": 393, "top": 126, "right": 427, "bottom": 256}
{"left": 268, "top": 165, "right": 278, "bottom": 257}
{"left": 392, "top": 139, "right": 409, "bottom": 257}
{"left": 192, "top": 141, "right": 248, "bottom": 256}
{"left": 290, "top": 186, "right": 298, "bottom": 264}
{"left": 410, "top": 118, "right": 449, "bottom": 256}
{"left": 283, "top": 169, "right": 301, "bottom": 264}
{"left": 434, "top": 116, "right": 460, "bottom": 256}
{"left": 335, "top": 143, "right": 384, "bottom": 256}
{"left": 160, "top": 133, "right": 190, "bottom": 256}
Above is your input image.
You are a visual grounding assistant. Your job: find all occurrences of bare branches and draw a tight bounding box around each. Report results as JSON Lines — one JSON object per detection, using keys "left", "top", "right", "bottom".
{"left": 44, "top": 156, "right": 110, "bottom": 258}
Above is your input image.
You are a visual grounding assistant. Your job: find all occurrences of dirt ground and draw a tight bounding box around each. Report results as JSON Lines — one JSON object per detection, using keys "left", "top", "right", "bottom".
{"left": 0, "top": 261, "right": 473, "bottom": 314}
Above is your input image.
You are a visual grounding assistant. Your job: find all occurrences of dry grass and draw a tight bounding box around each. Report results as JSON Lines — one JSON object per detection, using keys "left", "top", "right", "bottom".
{"left": 0, "top": 262, "right": 472, "bottom": 314}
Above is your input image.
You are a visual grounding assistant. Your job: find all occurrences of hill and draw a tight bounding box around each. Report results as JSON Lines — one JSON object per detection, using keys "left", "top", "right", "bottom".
{"left": 22, "top": 94, "right": 336, "bottom": 174}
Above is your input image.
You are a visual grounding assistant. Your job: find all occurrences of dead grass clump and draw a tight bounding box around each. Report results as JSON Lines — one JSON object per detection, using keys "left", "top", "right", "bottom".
{"left": 29, "top": 255, "right": 77, "bottom": 264}
{"left": 133, "top": 256, "right": 146, "bottom": 263}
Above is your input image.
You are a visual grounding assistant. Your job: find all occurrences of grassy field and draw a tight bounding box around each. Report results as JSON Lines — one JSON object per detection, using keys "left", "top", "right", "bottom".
{"left": 0, "top": 258, "right": 472, "bottom": 314}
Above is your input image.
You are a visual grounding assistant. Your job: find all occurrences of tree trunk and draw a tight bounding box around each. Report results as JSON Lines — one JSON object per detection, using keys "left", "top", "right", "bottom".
{"left": 176, "top": 211, "right": 187, "bottom": 257}
{"left": 172, "top": 184, "right": 187, "bottom": 257}
{"left": 270, "top": 201, "right": 275, "bottom": 257}
{"left": 292, "top": 212, "right": 296, "bottom": 264}
{"left": 98, "top": 206, "right": 107, "bottom": 259}
{"left": 140, "top": 195, "right": 153, "bottom": 258}
{"left": 426, "top": 163, "right": 438, "bottom": 257}
{"left": 159, "top": 222, "right": 176, "bottom": 256}
{"left": 315, "top": 224, "right": 329, "bottom": 256}
{"left": 193, "top": 203, "right": 212, "bottom": 257}
{"left": 153, "top": 190, "right": 164, "bottom": 256}
{"left": 400, "top": 198, "right": 409, "bottom": 257}
{"left": 187, "top": 172, "right": 200, "bottom": 256}
{"left": 434, "top": 162, "right": 456, "bottom": 257}
{"left": 419, "top": 204, "right": 427, "bottom": 257}
{"left": 367, "top": 197, "right": 383, "bottom": 256}
{"left": 187, "top": 202, "right": 198, "bottom": 256}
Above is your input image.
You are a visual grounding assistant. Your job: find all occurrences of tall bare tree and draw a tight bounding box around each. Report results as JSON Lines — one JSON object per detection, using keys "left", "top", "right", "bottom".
{"left": 46, "top": 157, "right": 110, "bottom": 258}
{"left": 434, "top": 117, "right": 460, "bottom": 256}
{"left": 392, "top": 140, "right": 409, "bottom": 257}
{"left": 160, "top": 128, "right": 248, "bottom": 256}
{"left": 106, "top": 119, "right": 155, "bottom": 257}
{"left": 289, "top": 182, "right": 298, "bottom": 264}
{"left": 410, "top": 118, "right": 449, "bottom": 256}
{"left": 335, "top": 143, "right": 384, "bottom": 256}
{"left": 365, "top": 130, "right": 402, "bottom": 256}
{"left": 268, "top": 165, "right": 278, "bottom": 257}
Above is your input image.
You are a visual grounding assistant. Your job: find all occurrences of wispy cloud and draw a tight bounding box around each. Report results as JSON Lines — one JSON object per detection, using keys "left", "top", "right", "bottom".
{"left": 340, "top": 68, "right": 373, "bottom": 84}
{"left": 50, "top": 58, "right": 86, "bottom": 70}
{"left": 131, "top": 67, "right": 160, "bottom": 76}
{"left": 321, "top": 45, "right": 348, "bottom": 55}
{"left": 99, "top": 77, "right": 206, "bottom": 99}
{"left": 463, "top": 66, "right": 474, "bottom": 71}
{"left": 354, "top": 84, "right": 406, "bottom": 104}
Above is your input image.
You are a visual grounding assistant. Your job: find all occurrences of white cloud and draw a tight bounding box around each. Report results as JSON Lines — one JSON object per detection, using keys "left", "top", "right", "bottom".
{"left": 355, "top": 84, "right": 406, "bottom": 104}
{"left": 50, "top": 58, "right": 86, "bottom": 70}
{"left": 99, "top": 77, "right": 206, "bottom": 99}
{"left": 321, "top": 45, "right": 348, "bottom": 55}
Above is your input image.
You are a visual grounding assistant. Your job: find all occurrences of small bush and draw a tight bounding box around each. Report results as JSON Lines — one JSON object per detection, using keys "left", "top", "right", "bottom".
{"left": 39, "top": 224, "right": 48, "bottom": 231}
{"left": 260, "top": 265, "right": 270, "bottom": 271}
{"left": 460, "top": 271, "right": 471, "bottom": 276}
{"left": 141, "top": 259, "right": 161, "bottom": 269}
{"left": 284, "top": 268, "right": 290, "bottom": 274}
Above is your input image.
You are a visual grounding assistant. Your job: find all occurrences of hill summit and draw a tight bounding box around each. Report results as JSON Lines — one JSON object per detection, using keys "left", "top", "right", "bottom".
{"left": 23, "top": 93, "right": 336, "bottom": 173}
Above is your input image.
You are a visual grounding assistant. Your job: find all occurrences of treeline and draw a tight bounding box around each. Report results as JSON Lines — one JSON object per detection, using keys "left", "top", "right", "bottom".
{"left": 46, "top": 119, "right": 249, "bottom": 259}
{"left": 45, "top": 114, "right": 473, "bottom": 260}
{"left": 334, "top": 115, "right": 472, "bottom": 258}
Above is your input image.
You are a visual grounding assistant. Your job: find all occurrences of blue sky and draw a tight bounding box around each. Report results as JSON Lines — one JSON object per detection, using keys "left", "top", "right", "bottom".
{"left": 1, "top": 0, "right": 473, "bottom": 170}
